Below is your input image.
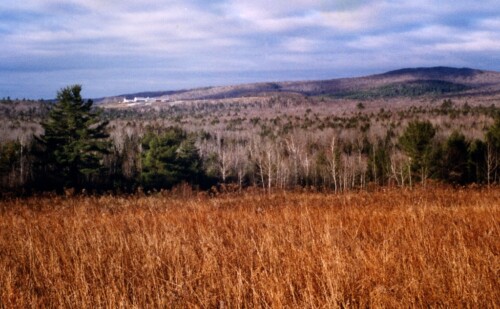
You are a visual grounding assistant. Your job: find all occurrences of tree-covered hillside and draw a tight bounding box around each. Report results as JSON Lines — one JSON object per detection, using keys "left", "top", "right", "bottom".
{"left": 1, "top": 81, "right": 500, "bottom": 194}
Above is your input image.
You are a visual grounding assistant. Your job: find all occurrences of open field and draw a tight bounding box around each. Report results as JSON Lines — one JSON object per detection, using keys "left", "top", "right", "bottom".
{"left": 0, "top": 187, "right": 499, "bottom": 307}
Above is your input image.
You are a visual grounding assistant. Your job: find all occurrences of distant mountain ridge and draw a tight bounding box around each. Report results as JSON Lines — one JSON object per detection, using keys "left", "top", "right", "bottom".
{"left": 379, "top": 67, "right": 480, "bottom": 78}
{"left": 98, "top": 67, "right": 500, "bottom": 105}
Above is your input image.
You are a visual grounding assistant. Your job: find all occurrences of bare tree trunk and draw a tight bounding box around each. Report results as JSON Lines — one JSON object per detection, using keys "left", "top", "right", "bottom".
{"left": 19, "top": 138, "right": 24, "bottom": 187}
{"left": 486, "top": 142, "right": 496, "bottom": 186}
{"left": 390, "top": 156, "right": 399, "bottom": 187}
{"left": 259, "top": 154, "right": 265, "bottom": 190}
{"left": 307, "top": 154, "right": 312, "bottom": 187}
{"left": 216, "top": 133, "right": 231, "bottom": 183}
{"left": 408, "top": 161, "right": 412, "bottom": 188}
{"left": 248, "top": 138, "right": 266, "bottom": 190}
{"left": 358, "top": 149, "right": 363, "bottom": 189}
{"left": 266, "top": 149, "right": 273, "bottom": 192}
{"left": 329, "top": 137, "right": 338, "bottom": 193}
{"left": 285, "top": 137, "right": 299, "bottom": 187}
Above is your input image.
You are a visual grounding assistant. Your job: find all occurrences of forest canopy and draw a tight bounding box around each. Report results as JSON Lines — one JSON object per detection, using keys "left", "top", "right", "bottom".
{"left": 0, "top": 85, "right": 500, "bottom": 195}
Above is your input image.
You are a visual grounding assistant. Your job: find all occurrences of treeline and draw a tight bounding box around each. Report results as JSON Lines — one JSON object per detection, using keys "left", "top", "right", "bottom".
{"left": 1, "top": 97, "right": 44, "bottom": 103}
{"left": 0, "top": 86, "right": 211, "bottom": 194}
{"left": 1, "top": 85, "right": 500, "bottom": 195}
{"left": 343, "top": 80, "right": 470, "bottom": 99}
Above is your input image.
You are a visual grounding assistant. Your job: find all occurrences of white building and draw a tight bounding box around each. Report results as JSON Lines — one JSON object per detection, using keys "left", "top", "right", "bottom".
{"left": 122, "top": 97, "right": 151, "bottom": 103}
{"left": 122, "top": 96, "right": 170, "bottom": 104}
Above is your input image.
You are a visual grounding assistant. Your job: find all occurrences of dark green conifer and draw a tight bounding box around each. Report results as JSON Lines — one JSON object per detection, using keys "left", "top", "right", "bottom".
{"left": 36, "top": 85, "right": 109, "bottom": 191}
{"left": 399, "top": 120, "right": 436, "bottom": 183}
{"left": 141, "top": 127, "right": 204, "bottom": 190}
{"left": 441, "top": 132, "right": 470, "bottom": 184}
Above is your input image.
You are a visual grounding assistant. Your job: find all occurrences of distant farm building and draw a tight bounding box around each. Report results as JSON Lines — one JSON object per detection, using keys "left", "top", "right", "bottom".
{"left": 122, "top": 97, "right": 150, "bottom": 103}
{"left": 122, "top": 97, "right": 169, "bottom": 104}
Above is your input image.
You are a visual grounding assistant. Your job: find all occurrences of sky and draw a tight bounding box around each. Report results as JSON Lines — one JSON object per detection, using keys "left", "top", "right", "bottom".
{"left": 1, "top": 0, "right": 499, "bottom": 99}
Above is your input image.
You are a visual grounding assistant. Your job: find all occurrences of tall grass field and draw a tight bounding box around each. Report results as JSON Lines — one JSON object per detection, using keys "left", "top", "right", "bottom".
{"left": 1, "top": 187, "right": 498, "bottom": 307}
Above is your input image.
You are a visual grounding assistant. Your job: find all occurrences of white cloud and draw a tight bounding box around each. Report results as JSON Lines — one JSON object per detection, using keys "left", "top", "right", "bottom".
{"left": 0, "top": 0, "right": 499, "bottom": 98}
{"left": 221, "top": 1, "right": 380, "bottom": 33}
{"left": 434, "top": 32, "right": 500, "bottom": 52}
{"left": 2, "top": 1, "right": 245, "bottom": 57}
{"left": 281, "top": 37, "right": 320, "bottom": 53}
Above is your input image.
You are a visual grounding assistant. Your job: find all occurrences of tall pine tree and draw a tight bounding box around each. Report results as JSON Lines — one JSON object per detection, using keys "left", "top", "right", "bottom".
{"left": 485, "top": 114, "right": 500, "bottom": 184}
{"left": 35, "top": 85, "right": 109, "bottom": 191}
{"left": 141, "top": 127, "right": 204, "bottom": 190}
{"left": 399, "top": 120, "right": 436, "bottom": 184}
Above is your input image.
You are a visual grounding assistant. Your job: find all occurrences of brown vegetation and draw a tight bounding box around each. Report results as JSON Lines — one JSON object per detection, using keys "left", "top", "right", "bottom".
{"left": 0, "top": 186, "right": 499, "bottom": 307}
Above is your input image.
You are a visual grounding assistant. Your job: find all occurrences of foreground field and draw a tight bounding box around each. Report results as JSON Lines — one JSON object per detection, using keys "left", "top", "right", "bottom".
{"left": 0, "top": 187, "right": 499, "bottom": 307}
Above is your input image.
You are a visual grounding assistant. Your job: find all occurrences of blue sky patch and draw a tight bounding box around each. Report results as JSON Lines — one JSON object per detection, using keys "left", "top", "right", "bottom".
{"left": 0, "top": 0, "right": 499, "bottom": 99}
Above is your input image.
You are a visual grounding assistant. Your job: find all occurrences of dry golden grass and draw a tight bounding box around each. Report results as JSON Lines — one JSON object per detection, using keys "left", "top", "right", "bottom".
{"left": 0, "top": 187, "right": 499, "bottom": 308}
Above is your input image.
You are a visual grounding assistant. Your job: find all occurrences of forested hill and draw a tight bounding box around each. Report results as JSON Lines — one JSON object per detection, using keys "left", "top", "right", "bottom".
{"left": 98, "top": 67, "right": 500, "bottom": 104}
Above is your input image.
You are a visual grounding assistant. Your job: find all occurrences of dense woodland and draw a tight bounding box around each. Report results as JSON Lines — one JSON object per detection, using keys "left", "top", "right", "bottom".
{"left": 1, "top": 85, "right": 500, "bottom": 195}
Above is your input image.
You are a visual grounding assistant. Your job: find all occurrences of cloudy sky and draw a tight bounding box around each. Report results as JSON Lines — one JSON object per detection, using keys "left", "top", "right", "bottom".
{"left": 1, "top": 0, "right": 499, "bottom": 99}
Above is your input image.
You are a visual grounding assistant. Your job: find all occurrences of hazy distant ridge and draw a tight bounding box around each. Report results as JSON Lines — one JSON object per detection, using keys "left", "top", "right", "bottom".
{"left": 98, "top": 67, "right": 500, "bottom": 104}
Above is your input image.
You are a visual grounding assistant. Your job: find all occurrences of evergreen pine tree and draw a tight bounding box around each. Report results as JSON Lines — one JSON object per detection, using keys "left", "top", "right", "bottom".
{"left": 35, "top": 85, "right": 109, "bottom": 191}
{"left": 141, "top": 127, "right": 204, "bottom": 190}
{"left": 468, "top": 139, "right": 487, "bottom": 183}
{"left": 367, "top": 136, "right": 391, "bottom": 186}
{"left": 0, "top": 140, "right": 21, "bottom": 189}
{"left": 441, "top": 132, "right": 470, "bottom": 184}
{"left": 399, "top": 120, "right": 436, "bottom": 184}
